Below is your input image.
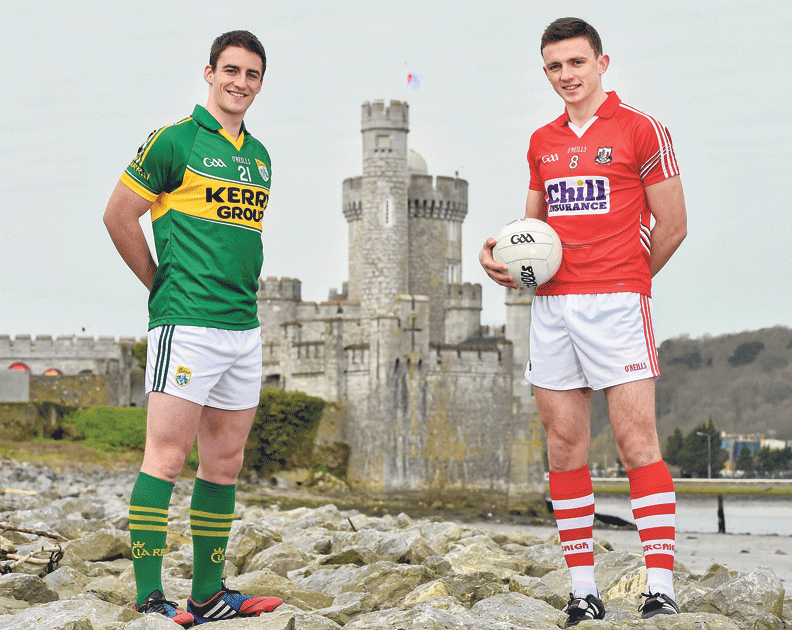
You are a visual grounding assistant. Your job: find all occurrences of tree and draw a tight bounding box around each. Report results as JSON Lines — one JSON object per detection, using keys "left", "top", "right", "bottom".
{"left": 736, "top": 445, "right": 754, "bottom": 476}
{"left": 664, "top": 427, "right": 684, "bottom": 465}
{"left": 676, "top": 418, "right": 727, "bottom": 478}
{"left": 755, "top": 446, "right": 792, "bottom": 476}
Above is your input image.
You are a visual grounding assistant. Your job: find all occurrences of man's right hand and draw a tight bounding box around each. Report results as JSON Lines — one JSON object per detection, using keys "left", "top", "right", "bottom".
{"left": 479, "top": 237, "right": 517, "bottom": 289}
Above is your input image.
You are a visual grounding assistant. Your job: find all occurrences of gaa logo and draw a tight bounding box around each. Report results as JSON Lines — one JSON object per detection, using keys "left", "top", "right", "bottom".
{"left": 175, "top": 366, "right": 192, "bottom": 388}
{"left": 203, "top": 157, "right": 228, "bottom": 168}
{"left": 510, "top": 233, "right": 536, "bottom": 244}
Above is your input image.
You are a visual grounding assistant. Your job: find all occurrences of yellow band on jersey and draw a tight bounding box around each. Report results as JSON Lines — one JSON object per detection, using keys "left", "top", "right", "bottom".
{"left": 150, "top": 168, "right": 269, "bottom": 232}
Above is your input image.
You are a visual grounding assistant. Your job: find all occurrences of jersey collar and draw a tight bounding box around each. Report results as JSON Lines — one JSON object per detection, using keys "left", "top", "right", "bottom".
{"left": 190, "top": 104, "right": 248, "bottom": 149}
{"left": 554, "top": 91, "right": 621, "bottom": 127}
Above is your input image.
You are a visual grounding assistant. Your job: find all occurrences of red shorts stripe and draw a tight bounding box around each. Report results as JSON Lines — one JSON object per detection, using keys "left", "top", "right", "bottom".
{"left": 640, "top": 295, "right": 660, "bottom": 377}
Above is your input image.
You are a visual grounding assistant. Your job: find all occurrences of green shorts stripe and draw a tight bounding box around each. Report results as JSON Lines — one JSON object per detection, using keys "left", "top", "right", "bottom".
{"left": 153, "top": 325, "right": 175, "bottom": 391}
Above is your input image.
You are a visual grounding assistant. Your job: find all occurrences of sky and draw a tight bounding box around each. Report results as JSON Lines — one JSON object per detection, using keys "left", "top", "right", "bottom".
{"left": 2, "top": 0, "right": 790, "bottom": 344}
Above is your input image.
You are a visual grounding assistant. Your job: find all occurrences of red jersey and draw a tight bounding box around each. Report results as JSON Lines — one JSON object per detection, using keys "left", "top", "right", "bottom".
{"left": 528, "top": 92, "right": 679, "bottom": 297}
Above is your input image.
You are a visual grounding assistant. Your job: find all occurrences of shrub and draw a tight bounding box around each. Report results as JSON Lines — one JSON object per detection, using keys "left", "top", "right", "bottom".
{"left": 244, "top": 389, "right": 327, "bottom": 476}
{"left": 65, "top": 406, "right": 148, "bottom": 450}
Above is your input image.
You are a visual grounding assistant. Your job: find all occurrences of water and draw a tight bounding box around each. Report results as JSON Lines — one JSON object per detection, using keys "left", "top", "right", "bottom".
{"left": 593, "top": 494, "right": 792, "bottom": 535}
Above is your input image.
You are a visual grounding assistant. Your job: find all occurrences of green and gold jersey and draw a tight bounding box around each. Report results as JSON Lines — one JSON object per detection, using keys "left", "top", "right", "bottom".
{"left": 120, "top": 105, "right": 270, "bottom": 331}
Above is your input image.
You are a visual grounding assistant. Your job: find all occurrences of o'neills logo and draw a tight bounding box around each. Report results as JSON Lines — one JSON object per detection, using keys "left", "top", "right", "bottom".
{"left": 625, "top": 362, "right": 648, "bottom": 372}
{"left": 644, "top": 543, "right": 675, "bottom": 552}
{"left": 562, "top": 542, "right": 590, "bottom": 552}
{"left": 211, "top": 547, "right": 226, "bottom": 564}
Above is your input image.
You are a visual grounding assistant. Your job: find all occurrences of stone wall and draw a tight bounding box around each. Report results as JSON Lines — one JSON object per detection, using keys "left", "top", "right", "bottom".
{"left": 29, "top": 374, "right": 127, "bottom": 408}
{"left": 0, "top": 370, "right": 29, "bottom": 403}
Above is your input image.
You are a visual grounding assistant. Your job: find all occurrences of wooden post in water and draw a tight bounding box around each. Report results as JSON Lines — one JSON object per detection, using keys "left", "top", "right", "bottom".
{"left": 717, "top": 494, "right": 726, "bottom": 533}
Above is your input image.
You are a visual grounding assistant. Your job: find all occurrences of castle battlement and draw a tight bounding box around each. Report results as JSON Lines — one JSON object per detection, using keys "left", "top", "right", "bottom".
{"left": 408, "top": 174, "right": 468, "bottom": 222}
{"left": 431, "top": 341, "right": 513, "bottom": 372}
{"left": 258, "top": 276, "right": 302, "bottom": 301}
{"left": 0, "top": 334, "right": 137, "bottom": 358}
{"left": 445, "top": 283, "right": 482, "bottom": 309}
{"left": 361, "top": 100, "right": 409, "bottom": 131}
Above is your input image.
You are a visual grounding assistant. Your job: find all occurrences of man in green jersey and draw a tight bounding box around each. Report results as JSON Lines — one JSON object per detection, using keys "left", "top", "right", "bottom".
{"left": 104, "top": 30, "right": 282, "bottom": 626}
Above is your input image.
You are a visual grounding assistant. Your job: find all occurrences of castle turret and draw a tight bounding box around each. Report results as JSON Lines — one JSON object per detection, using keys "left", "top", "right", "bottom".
{"left": 344, "top": 100, "right": 410, "bottom": 318}
{"left": 408, "top": 170, "right": 468, "bottom": 343}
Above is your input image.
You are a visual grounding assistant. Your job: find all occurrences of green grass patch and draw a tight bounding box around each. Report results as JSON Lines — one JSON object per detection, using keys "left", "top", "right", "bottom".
{"left": 62, "top": 406, "right": 199, "bottom": 468}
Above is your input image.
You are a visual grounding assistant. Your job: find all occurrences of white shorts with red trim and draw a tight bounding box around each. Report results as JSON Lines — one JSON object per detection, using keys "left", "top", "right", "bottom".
{"left": 145, "top": 325, "right": 263, "bottom": 410}
{"left": 526, "top": 293, "right": 660, "bottom": 391}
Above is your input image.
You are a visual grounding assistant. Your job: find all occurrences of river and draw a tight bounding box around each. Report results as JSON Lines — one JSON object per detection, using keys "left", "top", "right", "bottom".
{"left": 593, "top": 493, "right": 792, "bottom": 536}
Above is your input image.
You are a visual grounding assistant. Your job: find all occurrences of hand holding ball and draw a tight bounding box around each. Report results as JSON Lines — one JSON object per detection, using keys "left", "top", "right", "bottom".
{"left": 492, "top": 218, "right": 562, "bottom": 288}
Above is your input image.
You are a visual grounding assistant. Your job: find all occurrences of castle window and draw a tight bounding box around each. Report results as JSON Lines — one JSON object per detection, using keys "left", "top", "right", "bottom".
{"left": 8, "top": 362, "right": 30, "bottom": 371}
{"left": 446, "top": 261, "right": 461, "bottom": 284}
{"left": 447, "top": 221, "right": 460, "bottom": 242}
{"left": 376, "top": 134, "right": 391, "bottom": 150}
{"left": 383, "top": 196, "right": 394, "bottom": 227}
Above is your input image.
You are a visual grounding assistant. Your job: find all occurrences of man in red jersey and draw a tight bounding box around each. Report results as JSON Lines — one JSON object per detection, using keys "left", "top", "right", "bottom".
{"left": 480, "top": 17, "right": 687, "bottom": 627}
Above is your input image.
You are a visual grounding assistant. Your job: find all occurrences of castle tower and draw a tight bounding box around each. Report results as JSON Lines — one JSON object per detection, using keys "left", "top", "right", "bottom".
{"left": 505, "top": 287, "right": 546, "bottom": 507}
{"left": 343, "top": 100, "right": 410, "bottom": 318}
{"left": 408, "top": 162, "right": 468, "bottom": 343}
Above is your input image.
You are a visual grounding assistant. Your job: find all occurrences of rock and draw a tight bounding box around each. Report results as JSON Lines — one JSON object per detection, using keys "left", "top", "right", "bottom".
{"left": 685, "top": 566, "right": 785, "bottom": 628}
{"left": 439, "top": 571, "right": 507, "bottom": 606}
{"left": 0, "top": 573, "right": 59, "bottom": 604}
{"left": 42, "top": 566, "right": 91, "bottom": 599}
{"left": 466, "top": 591, "right": 565, "bottom": 628}
{"left": 65, "top": 529, "right": 131, "bottom": 562}
{"left": 245, "top": 543, "right": 312, "bottom": 576}
{"left": 697, "top": 563, "right": 741, "bottom": 588}
{"left": 232, "top": 569, "right": 334, "bottom": 610}
{"left": 443, "top": 541, "right": 527, "bottom": 580}
{"left": 0, "top": 459, "right": 786, "bottom": 630}
{"left": 339, "top": 561, "right": 436, "bottom": 610}
{"left": 509, "top": 574, "right": 567, "bottom": 609}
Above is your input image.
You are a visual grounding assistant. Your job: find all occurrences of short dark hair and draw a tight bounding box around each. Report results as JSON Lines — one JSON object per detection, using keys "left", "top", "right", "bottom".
{"left": 540, "top": 17, "right": 603, "bottom": 57}
{"left": 209, "top": 30, "right": 267, "bottom": 76}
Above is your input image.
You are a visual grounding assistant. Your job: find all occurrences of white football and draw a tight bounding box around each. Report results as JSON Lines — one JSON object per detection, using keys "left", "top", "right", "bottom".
{"left": 492, "top": 218, "right": 562, "bottom": 288}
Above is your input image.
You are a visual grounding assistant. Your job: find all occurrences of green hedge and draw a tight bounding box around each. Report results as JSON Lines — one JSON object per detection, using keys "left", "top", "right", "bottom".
{"left": 61, "top": 389, "right": 328, "bottom": 475}
{"left": 244, "top": 389, "right": 327, "bottom": 476}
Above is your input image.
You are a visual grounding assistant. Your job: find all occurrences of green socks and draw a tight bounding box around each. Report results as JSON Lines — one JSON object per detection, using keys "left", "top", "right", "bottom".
{"left": 129, "top": 472, "right": 174, "bottom": 607}
{"left": 190, "top": 477, "right": 235, "bottom": 603}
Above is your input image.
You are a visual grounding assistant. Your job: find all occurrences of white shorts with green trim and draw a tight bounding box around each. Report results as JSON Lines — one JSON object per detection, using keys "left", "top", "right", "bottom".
{"left": 145, "top": 325, "right": 262, "bottom": 410}
{"left": 526, "top": 293, "right": 660, "bottom": 391}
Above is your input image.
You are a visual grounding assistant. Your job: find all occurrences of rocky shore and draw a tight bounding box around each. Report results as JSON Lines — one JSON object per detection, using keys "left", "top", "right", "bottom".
{"left": 0, "top": 459, "right": 788, "bottom": 629}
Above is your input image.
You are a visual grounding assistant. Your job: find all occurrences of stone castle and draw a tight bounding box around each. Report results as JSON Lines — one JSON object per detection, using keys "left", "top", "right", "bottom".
{"left": 2, "top": 99, "right": 545, "bottom": 508}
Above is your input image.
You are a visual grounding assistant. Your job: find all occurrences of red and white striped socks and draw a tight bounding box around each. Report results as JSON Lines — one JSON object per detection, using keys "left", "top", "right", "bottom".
{"left": 627, "top": 460, "right": 676, "bottom": 598}
{"left": 549, "top": 464, "right": 597, "bottom": 597}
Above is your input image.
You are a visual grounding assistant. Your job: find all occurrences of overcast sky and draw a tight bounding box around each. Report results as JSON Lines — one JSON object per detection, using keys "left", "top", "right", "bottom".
{"left": 2, "top": 0, "right": 790, "bottom": 344}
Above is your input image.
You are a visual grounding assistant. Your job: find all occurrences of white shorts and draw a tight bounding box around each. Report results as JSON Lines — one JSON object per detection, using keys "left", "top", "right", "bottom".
{"left": 526, "top": 293, "right": 660, "bottom": 391}
{"left": 145, "top": 325, "right": 263, "bottom": 410}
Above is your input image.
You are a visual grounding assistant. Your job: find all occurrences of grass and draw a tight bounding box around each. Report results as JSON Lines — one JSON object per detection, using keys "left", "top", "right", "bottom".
{"left": 0, "top": 439, "right": 144, "bottom": 470}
